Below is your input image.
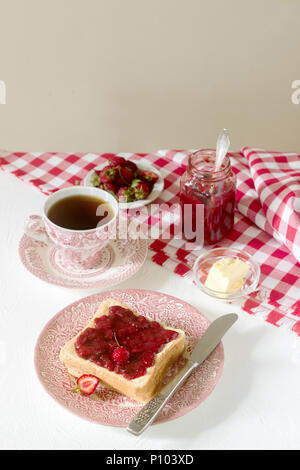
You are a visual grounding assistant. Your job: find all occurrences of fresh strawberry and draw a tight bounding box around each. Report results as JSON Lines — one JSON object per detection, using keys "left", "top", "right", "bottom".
{"left": 123, "top": 160, "right": 138, "bottom": 174}
{"left": 74, "top": 375, "right": 99, "bottom": 396}
{"left": 134, "top": 181, "right": 150, "bottom": 200}
{"left": 99, "top": 182, "right": 118, "bottom": 194}
{"left": 115, "top": 175, "right": 125, "bottom": 187}
{"left": 117, "top": 186, "right": 135, "bottom": 202}
{"left": 141, "top": 170, "right": 159, "bottom": 185}
{"left": 112, "top": 347, "right": 130, "bottom": 363}
{"left": 99, "top": 165, "right": 118, "bottom": 184}
{"left": 118, "top": 166, "right": 134, "bottom": 185}
{"left": 107, "top": 155, "right": 126, "bottom": 167}
{"left": 130, "top": 178, "right": 143, "bottom": 188}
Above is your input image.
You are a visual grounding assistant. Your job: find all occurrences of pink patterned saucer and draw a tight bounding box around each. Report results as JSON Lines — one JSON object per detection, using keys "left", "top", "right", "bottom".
{"left": 34, "top": 289, "right": 224, "bottom": 427}
{"left": 19, "top": 234, "right": 148, "bottom": 289}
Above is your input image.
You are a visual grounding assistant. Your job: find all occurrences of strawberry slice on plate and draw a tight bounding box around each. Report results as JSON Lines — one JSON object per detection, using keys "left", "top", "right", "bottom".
{"left": 75, "top": 375, "right": 99, "bottom": 396}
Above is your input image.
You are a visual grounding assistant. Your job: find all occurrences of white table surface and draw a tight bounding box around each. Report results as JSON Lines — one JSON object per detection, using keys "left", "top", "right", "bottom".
{"left": 1, "top": 170, "right": 299, "bottom": 451}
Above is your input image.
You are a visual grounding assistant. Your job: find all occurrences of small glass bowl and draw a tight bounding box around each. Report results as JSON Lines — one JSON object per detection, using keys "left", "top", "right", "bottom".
{"left": 193, "top": 247, "right": 260, "bottom": 302}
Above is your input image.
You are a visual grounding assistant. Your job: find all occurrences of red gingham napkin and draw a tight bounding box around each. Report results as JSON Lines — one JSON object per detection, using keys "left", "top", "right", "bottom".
{"left": 1, "top": 148, "right": 300, "bottom": 335}
{"left": 234, "top": 148, "right": 300, "bottom": 263}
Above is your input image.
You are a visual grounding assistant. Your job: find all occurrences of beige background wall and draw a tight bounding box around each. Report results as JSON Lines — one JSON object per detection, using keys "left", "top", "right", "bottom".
{"left": 0, "top": 0, "right": 299, "bottom": 154}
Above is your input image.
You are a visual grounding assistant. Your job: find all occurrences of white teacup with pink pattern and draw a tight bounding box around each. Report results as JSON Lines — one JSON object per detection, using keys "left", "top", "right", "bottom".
{"left": 24, "top": 186, "right": 119, "bottom": 270}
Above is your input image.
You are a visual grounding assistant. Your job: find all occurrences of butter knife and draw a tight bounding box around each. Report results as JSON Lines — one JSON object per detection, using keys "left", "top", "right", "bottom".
{"left": 127, "top": 313, "right": 238, "bottom": 435}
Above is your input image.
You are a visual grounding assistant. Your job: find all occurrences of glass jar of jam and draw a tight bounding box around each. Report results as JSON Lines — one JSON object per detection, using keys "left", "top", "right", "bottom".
{"left": 180, "top": 149, "right": 236, "bottom": 245}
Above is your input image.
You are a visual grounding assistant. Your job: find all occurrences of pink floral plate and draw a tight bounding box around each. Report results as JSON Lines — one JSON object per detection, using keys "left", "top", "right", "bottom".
{"left": 19, "top": 234, "right": 148, "bottom": 289}
{"left": 34, "top": 289, "right": 224, "bottom": 427}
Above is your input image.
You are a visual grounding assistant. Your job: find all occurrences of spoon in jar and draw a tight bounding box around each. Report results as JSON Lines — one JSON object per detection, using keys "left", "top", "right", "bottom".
{"left": 215, "top": 128, "right": 230, "bottom": 171}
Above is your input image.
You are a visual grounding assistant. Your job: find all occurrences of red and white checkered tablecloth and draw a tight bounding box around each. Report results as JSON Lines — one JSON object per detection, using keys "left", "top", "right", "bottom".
{"left": 1, "top": 148, "right": 300, "bottom": 336}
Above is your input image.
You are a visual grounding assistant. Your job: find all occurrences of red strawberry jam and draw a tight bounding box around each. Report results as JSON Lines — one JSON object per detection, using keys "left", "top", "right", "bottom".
{"left": 75, "top": 306, "right": 178, "bottom": 380}
{"left": 180, "top": 150, "right": 236, "bottom": 245}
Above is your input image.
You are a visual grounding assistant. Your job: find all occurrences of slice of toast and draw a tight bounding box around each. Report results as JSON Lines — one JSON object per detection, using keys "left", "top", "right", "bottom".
{"left": 60, "top": 298, "right": 186, "bottom": 403}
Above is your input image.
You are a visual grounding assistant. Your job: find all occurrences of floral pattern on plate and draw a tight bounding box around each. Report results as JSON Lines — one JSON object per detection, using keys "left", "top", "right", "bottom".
{"left": 19, "top": 235, "right": 148, "bottom": 289}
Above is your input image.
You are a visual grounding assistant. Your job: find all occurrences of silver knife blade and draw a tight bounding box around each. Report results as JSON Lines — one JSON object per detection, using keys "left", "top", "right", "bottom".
{"left": 190, "top": 313, "right": 238, "bottom": 365}
{"left": 127, "top": 313, "right": 238, "bottom": 436}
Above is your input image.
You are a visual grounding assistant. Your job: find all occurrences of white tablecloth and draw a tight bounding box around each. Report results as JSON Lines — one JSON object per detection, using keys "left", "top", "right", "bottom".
{"left": 1, "top": 170, "right": 299, "bottom": 450}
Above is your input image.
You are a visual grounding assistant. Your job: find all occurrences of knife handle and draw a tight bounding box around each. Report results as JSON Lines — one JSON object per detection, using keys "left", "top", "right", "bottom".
{"left": 127, "top": 360, "right": 198, "bottom": 436}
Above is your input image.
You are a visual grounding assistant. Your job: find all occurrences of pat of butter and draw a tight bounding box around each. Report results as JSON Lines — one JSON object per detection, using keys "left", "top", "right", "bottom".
{"left": 205, "top": 257, "right": 250, "bottom": 293}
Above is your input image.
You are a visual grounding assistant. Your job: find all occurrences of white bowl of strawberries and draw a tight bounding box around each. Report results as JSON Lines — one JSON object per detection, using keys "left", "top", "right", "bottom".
{"left": 84, "top": 155, "right": 164, "bottom": 209}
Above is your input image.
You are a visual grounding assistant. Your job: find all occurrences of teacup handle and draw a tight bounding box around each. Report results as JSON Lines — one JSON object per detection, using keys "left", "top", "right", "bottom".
{"left": 24, "top": 215, "right": 51, "bottom": 245}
